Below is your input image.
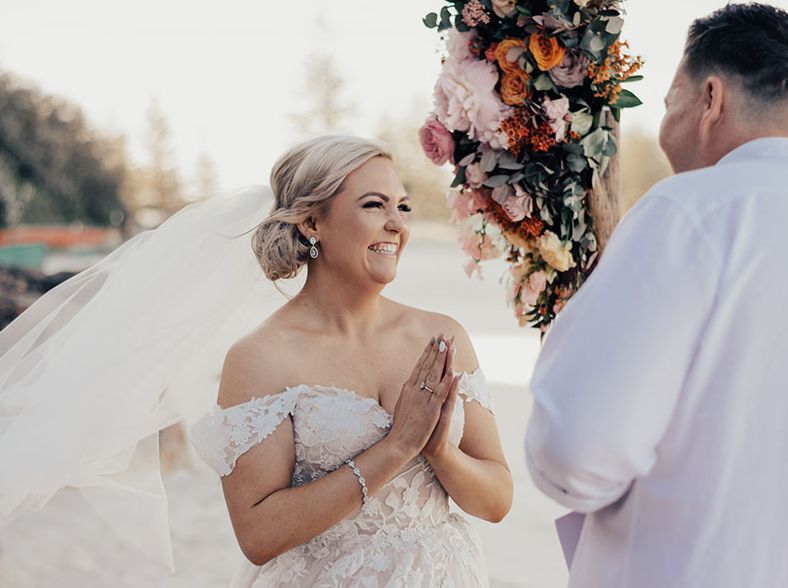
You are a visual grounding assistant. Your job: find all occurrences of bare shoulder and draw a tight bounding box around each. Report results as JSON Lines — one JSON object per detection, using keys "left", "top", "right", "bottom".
{"left": 386, "top": 300, "right": 479, "bottom": 373}
{"left": 217, "top": 322, "right": 298, "bottom": 410}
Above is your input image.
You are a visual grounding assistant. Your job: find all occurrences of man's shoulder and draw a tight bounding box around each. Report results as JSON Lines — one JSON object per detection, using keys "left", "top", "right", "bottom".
{"left": 643, "top": 152, "right": 785, "bottom": 221}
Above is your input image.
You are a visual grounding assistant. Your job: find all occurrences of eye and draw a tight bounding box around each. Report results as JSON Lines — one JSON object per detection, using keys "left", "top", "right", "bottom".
{"left": 362, "top": 201, "right": 384, "bottom": 209}
{"left": 398, "top": 204, "right": 412, "bottom": 213}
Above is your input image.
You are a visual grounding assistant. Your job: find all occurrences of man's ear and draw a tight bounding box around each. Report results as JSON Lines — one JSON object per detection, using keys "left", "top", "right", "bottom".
{"left": 699, "top": 75, "right": 725, "bottom": 142}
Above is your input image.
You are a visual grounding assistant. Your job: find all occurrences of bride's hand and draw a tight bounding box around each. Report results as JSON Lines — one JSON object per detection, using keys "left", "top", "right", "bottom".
{"left": 422, "top": 338, "right": 460, "bottom": 461}
{"left": 387, "top": 336, "right": 454, "bottom": 460}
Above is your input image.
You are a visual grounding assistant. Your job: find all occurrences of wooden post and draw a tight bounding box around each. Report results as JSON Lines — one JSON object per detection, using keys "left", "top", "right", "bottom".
{"left": 588, "top": 124, "right": 622, "bottom": 254}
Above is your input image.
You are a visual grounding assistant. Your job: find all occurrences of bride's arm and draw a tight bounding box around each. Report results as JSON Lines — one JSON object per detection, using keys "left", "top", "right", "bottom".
{"left": 219, "top": 336, "right": 451, "bottom": 567}
{"left": 422, "top": 319, "right": 513, "bottom": 523}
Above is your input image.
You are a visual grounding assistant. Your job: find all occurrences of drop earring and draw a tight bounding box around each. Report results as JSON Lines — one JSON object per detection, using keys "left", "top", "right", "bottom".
{"left": 309, "top": 236, "right": 319, "bottom": 259}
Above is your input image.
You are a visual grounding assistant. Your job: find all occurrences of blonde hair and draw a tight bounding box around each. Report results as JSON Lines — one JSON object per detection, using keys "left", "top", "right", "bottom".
{"left": 252, "top": 135, "right": 391, "bottom": 281}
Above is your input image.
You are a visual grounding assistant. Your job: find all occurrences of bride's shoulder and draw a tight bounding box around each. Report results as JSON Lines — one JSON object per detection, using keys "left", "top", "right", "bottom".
{"left": 218, "top": 323, "right": 298, "bottom": 410}
{"left": 386, "top": 301, "right": 478, "bottom": 371}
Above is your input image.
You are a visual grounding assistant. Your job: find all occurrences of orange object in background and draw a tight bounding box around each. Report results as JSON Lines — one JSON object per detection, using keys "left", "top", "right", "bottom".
{"left": 0, "top": 224, "right": 121, "bottom": 249}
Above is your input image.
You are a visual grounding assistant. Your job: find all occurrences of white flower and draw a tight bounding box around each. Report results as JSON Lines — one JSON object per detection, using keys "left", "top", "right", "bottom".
{"left": 446, "top": 28, "right": 475, "bottom": 62}
{"left": 542, "top": 95, "right": 571, "bottom": 142}
{"left": 537, "top": 231, "right": 577, "bottom": 272}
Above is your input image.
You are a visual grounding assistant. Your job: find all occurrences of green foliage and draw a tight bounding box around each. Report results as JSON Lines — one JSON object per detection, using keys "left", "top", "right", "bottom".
{"left": 0, "top": 70, "right": 128, "bottom": 226}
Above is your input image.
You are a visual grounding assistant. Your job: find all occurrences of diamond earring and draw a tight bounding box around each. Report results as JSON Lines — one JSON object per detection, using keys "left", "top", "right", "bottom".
{"left": 309, "top": 236, "right": 319, "bottom": 259}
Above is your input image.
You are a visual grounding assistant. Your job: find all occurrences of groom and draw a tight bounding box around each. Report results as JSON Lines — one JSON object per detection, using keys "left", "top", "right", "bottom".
{"left": 525, "top": 3, "right": 788, "bottom": 587}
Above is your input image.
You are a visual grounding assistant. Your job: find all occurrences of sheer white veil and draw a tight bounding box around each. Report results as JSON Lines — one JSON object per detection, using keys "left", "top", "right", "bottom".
{"left": 0, "top": 185, "right": 285, "bottom": 570}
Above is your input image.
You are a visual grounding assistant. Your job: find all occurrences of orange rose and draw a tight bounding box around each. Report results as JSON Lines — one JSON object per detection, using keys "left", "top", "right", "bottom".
{"left": 529, "top": 33, "right": 566, "bottom": 71}
{"left": 495, "top": 38, "right": 526, "bottom": 73}
{"left": 500, "top": 70, "right": 530, "bottom": 105}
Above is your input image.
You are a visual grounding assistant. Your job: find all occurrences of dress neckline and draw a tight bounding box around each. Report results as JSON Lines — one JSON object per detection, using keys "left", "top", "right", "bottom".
{"left": 215, "top": 368, "right": 483, "bottom": 418}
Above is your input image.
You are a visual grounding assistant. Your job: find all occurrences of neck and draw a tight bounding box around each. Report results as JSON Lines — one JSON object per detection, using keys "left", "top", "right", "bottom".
{"left": 712, "top": 107, "right": 788, "bottom": 164}
{"left": 294, "top": 261, "right": 385, "bottom": 337}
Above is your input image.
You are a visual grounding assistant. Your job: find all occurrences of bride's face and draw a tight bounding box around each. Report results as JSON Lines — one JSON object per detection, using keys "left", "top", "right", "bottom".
{"left": 315, "top": 156, "right": 411, "bottom": 286}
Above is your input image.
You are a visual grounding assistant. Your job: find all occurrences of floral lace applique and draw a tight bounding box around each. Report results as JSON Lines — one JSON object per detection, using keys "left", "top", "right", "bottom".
{"left": 191, "top": 371, "right": 493, "bottom": 587}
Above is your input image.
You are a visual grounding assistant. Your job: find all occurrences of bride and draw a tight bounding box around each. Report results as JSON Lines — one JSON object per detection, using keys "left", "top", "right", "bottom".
{"left": 0, "top": 134, "right": 511, "bottom": 586}
{"left": 191, "top": 135, "right": 512, "bottom": 586}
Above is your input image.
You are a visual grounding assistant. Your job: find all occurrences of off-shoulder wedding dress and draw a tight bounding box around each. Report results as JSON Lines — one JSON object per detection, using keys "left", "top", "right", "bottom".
{"left": 191, "top": 369, "right": 493, "bottom": 587}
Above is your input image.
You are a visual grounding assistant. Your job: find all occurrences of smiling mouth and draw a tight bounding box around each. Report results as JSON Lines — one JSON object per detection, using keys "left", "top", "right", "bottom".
{"left": 368, "top": 242, "right": 398, "bottom": 256}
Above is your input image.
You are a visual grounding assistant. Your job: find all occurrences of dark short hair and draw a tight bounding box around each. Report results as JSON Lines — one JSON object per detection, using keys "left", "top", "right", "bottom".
{"left": 684, "top": 3, "right": 788, "bottom": 104}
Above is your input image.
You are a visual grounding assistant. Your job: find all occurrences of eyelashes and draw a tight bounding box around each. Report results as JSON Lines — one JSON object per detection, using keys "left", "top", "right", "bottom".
{"left": 362, "top": 201, "right": 412, "bottom": 213}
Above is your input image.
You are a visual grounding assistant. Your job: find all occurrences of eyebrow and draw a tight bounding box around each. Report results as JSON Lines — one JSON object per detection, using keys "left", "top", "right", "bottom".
{"left": 358, "top": 191, "right": 410, "bottom": 202}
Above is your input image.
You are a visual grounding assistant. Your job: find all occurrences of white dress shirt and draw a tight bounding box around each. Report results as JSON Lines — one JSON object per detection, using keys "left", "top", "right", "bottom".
{"left": 525, "top": 137, "right": 788, "bottom": 588}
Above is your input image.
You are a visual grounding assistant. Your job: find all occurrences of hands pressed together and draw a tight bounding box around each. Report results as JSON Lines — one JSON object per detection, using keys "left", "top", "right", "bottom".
{"left": 388, "top": 335, "right": 461, "bottom": 462}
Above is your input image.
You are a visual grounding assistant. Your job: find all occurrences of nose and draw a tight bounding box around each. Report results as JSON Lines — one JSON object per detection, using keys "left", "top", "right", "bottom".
{"left": 384, "top": 210, "right": 406, "bottom": 234}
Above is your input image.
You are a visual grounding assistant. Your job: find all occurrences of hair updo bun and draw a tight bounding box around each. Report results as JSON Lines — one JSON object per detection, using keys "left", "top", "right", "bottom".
{"left": 251, "top": 135, "right": 391, "bottom": 281}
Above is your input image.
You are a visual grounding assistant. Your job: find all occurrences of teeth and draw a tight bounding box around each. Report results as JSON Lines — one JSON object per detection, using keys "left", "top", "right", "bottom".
{"left": 369, "top": 243, "right": 397, "bottom": 254}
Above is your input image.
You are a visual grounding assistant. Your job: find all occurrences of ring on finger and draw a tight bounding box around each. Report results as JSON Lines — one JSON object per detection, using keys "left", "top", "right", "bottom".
{"left": 420, "top": 382, "right": 435, "bottom": 394}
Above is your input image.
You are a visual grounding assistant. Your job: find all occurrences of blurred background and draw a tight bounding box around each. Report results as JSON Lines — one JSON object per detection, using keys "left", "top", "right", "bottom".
{"left": 1, "top": 0, "right": 783, "bottom": 586}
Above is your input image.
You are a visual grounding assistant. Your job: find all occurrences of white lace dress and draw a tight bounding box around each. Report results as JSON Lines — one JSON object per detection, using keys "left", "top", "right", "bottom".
{"left": 190, "top": 369, "right": 493, "bottom": 587}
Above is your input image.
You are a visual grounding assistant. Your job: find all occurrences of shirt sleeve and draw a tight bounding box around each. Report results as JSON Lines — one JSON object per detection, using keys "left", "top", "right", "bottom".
{"left": 524, "top": 193, "right": 721, "bottom": 512}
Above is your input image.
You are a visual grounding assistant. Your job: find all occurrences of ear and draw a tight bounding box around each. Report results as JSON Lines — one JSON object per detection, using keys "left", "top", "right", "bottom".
{"left": 296, "top": 217, "right": 319, "bottom": 242}
{"left": 699, "top": 75, "right": 725, "bottom": 141}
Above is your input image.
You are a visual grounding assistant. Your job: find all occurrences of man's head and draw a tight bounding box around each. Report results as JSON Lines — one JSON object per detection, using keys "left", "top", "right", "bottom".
{"left": 659, "top": 3, "right": 788, "bottom": 173}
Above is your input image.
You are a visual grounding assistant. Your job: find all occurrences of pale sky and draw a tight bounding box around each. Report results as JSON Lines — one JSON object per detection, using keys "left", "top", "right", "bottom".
{"left": 1, "top": 0, "right": 785, "bottom": 192}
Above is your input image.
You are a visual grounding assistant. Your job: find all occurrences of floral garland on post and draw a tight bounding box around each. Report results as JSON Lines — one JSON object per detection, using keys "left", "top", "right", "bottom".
{"left": 419, "top": 0, "right": 643, "bottom": 331}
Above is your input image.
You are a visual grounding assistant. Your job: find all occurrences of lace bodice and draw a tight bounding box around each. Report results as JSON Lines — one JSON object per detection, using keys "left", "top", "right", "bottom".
{"left": 190, "top": 369, "right": 492, "bottom": 587}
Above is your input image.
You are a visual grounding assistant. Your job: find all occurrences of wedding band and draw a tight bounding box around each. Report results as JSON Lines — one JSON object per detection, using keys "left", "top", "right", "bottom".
{"left": 420, "top": 382, "right": 434, "bottom": 393}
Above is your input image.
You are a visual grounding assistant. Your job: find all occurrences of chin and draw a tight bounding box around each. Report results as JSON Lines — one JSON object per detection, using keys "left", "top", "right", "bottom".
{"left": 370, "top": 269, "right": 397, "bottom": 285}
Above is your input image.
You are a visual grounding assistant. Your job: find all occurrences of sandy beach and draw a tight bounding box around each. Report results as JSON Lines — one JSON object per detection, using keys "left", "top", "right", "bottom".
{"left": 0, "top": 238, "right": 571, "bottom": 587}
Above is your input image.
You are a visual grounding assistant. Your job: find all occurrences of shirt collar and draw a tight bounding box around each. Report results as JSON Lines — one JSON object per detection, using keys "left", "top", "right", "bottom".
{"left": 716, "top": 136, "right": 788, "bottom": 167}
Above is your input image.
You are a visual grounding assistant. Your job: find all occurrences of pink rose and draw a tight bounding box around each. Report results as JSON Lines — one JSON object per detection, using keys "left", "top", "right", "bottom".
{"left": 468, "top": 188, "right": 490, "bottom": 212}
{"left": 465, "top": 162, "right": 486, "bottom": 188}
{"left": 523, "top": 270, "right": 547, "bottom": 306}
{"left": 502, "top": 191, "right": 533, "bottom": 222}
{"left": 491, "top": 183, "right": 533, "bottom": 222}
{"left": 419, "top": 117, "right": 455, "bottom": 165}
{"left": 433, "top": 58, "right": 511, "bottom": 146}
{"left": 542, "top": 95, "right": 570, "bottom": 142}
{"left": 548, "top": 50, "right": 591, "bottom": 89}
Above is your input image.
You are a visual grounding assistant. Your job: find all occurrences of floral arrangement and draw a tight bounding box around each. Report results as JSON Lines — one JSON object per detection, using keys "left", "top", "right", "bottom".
{"left": 419, "top": 0, "right": 643, "bottom": 331}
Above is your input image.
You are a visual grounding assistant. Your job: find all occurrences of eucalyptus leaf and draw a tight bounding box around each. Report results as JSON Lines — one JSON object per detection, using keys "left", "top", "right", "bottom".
{"left": 423, "top": 12, "right": 438, "bottom": 28}
{"left": 534, "top": 74, "right": 555, "bottom": 92}
{"left": 613, "top": 89, "right": 644, "bottom": 109}
{"left": 507, "top": 47, "right": 526, "bottom": 63}
{"left": 581, "top": 29, "right": 605, "bottom": 58}
{"left": 483, "top": 175, "right": 510, "bottom": 188}
{"left": 450, "top": 166, "right": 466, "bottom": 188}
{"left": 499, "top": 161, "right": 524, "bottom": 170}
{"left": 570, "top": 111, "right": 594, "bottom": 136}
{"left": 458, "top": 153, "right": 476, "bottom": 167}
{"left": 509, "top": 171, "right": 525, "bottom": 183}
{"left": 480, "top": 149, "right": 498, "bottom": 173}
{"left": 581, "top": 127, "right": 614, "bottom": 161}
{"left": 438, "top": 6, "right": 452, "bottom": 31}
{"left": 540, "top": 207, "right": 553, "bottom": 224}
{"left": 605, "top": 16, "right": 624, "bottom": 34}
{"left": 566, "top": 153, "right": 587, "bottom": 173}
